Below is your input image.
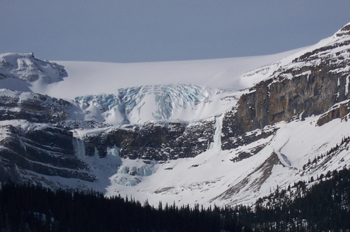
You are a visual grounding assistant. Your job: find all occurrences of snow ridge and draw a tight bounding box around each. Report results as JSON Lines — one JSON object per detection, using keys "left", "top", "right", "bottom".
{"left": 0, "top": 53, "right": 67, "bottom": 83}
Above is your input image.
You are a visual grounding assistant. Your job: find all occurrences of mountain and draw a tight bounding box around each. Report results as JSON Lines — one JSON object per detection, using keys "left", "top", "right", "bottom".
{"left": 0, "top": 22, "right": 350, "bottom": 209}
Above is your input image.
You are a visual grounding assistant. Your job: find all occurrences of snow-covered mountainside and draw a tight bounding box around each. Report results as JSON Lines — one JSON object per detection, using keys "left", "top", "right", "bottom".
{"left": 1, "top": 22, "right": 350, "bottom": 208}
{"left": 0, "top": 53, "right": 67, "bottom": 83}
{"left": 0, "top": 53, "right": 67, "bottom": 92}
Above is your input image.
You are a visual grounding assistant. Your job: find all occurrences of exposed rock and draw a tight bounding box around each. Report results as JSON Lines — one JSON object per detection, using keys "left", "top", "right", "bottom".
{"left": 316, "top": 100, "right": 350, "bottom": 126}
{"left": 83, "top": 120, "right": 215, "bottom": 160}
{"left": 0, "top": 124, "right": 95, "bottom": 183}
{"left": 221, "top": 23, "right": 350, "bottom": 150}
{"left": 0, "top": 90, "right": 72, "bottom": 123}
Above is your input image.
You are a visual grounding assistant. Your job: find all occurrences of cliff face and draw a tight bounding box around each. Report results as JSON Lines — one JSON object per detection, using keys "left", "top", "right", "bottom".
{"left": 83, "top": 120, "right": 215, "bottom": 161}
{"left": 0, "top": 90, "right": 94, "bottom": 185}
{"left": 0, "top": 124, "right": 95, "bottom": 184}
{"left": 222, "top": 23, "right": 350, "bottom": 150}
{"left": 0, "top": 89, "right": 72, "bottom": 123}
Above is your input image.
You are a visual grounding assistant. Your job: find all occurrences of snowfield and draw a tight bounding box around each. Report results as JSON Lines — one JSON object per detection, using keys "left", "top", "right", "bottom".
{"left": 48, "top": 50, "right": 299, "bottom": 99}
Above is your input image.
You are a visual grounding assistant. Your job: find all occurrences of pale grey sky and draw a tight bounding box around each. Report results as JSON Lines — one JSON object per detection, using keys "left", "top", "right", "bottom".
{"left": 1, "top": 1, "right": 349, "bottom": 63}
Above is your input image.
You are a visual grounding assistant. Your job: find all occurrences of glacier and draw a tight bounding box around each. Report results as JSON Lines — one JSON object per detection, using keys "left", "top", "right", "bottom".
{"left": 1, "top": 22, "right": 350, "bottom": 210}
{"left": 74, "top": 84, "right": 240, "bottom": 125}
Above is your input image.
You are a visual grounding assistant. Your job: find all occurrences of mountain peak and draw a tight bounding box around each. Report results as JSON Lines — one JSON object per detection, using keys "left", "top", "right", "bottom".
{"left": 0, "top": 53, "right": 67, "bottom": 83}
{"left": 334, "top": 22, "right": 350, "bottom": 37}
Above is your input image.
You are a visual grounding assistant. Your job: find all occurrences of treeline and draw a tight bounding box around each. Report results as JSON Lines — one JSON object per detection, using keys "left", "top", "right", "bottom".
{"left": 1, "top": 167, "right": 350, "bottom": 231}
{"left": 237, "top": 167, "right": 350, "bottom": 231}
{"left": 0, "top": 183, "right": 250, "bottom": 232}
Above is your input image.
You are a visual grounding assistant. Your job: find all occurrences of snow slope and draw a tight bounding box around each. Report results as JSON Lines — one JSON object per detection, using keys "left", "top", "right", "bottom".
{"left": 50, "top": 115, "right": 350, "bottom": 208}
{"left": 0, "top": 53, "right": 67, "bottom": 93}
{"left": 43, "top": 50, "right": 299, "bottom": 99}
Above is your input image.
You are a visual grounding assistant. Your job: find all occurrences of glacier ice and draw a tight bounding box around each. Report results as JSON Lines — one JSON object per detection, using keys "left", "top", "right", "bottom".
{"left": 112, "top": 176, "right": 141, "bottom": 186}
{"left": 74, "top": 84, "right": 237, "bottom": 126}
{"left": 113, "top": 159, "right": 158, "bottom": 186}
{"left": 117, "top": 164, "right": 157, "bottom": 177}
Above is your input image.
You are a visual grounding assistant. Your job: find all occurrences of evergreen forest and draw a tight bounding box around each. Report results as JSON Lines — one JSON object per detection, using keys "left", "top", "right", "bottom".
{"left": 1, "top": 167, "right": 350, "bottom": 231}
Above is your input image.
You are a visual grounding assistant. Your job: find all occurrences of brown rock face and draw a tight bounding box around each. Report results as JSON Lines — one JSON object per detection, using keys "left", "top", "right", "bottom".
{"left": 316, "top": 100, "right": 350, "bottom": 126}
{"left": 222, "top": 23, "right": 350, "bottom": 150}
{"left": 222, "top": 71, "right": 347, "bottom": 149}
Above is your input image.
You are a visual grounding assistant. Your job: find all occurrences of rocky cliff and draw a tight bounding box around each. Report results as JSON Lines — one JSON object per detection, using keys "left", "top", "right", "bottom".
{"left": 0, "top": 89, "right": 72, "bottom": 123}
{"left": 222, "top": 23, "right": 350, "bottom": 150}
{"left": 82, "top": 119, "right": 215, "bottom": 161}
{"left": 0, "top": 123, "right": 95, "bottom": 184}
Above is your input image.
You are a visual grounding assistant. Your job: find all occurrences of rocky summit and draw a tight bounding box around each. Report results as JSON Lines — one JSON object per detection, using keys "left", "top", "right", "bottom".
{"left": 1, "top": 23, "right": 350, "bottom": 207}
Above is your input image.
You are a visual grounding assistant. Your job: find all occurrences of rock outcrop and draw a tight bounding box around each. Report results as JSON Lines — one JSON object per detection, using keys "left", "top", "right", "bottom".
{"left": 0, "top": 124, "right": 95, "bottom": 184}
{"left": 222, "top": 23, "right": 350, "bottom": 150}
{"left": 83, "top": 120, "right": 215, "bottom": 161}
{"left": 0, "top": 89, "right": 72, "bottom": 123}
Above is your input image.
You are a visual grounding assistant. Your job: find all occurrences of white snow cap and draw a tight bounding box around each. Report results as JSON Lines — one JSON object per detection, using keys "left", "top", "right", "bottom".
{"left": 0, "top": 52, "right": 67, "bottom": 83}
